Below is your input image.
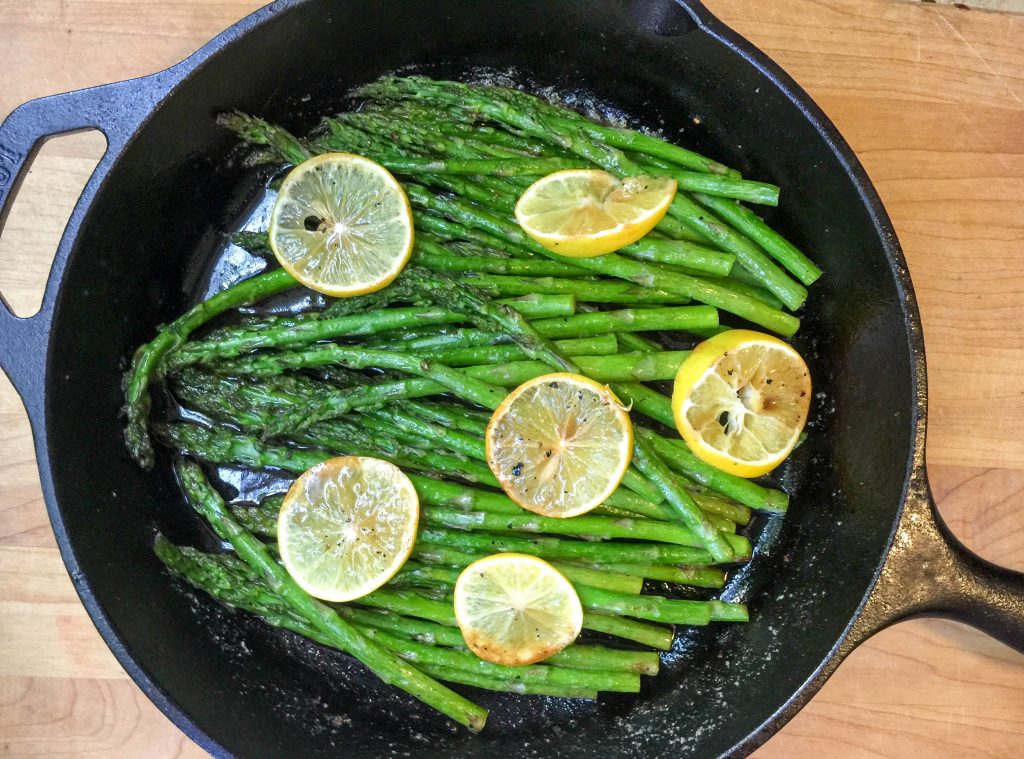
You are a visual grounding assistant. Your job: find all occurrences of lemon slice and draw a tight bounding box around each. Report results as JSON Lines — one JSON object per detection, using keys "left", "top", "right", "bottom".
{"left": 277, "top": 456, "right": 419, "bottom": 602}
{"left": 269, "top": 153, "right": 414, "bottom": 297}
{"left": 514, "top": 169, "right": 676, "bottom": 257}
{"left": 672, "top": 329, "right": 811, "bottom": 478}
{"left": 485, "top": 372, "right": 633, "bottom": 518}
{"left": 453, "top": 553, "right": 583, "bottom": 666}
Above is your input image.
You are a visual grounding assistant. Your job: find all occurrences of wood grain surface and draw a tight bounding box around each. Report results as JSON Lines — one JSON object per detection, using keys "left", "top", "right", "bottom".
{"left": 1, "top": 1, "right": 1022, "bottom": 756}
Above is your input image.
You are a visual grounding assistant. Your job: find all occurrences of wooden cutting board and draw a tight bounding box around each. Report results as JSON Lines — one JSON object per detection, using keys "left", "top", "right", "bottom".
{"left": 0, "top": 1, "right": 1021, "bottom": 756}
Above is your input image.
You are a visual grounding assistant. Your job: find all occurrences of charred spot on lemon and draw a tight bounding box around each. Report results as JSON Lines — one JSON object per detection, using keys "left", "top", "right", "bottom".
{"left": 277, "top": 456, "right": 419, "bottom": 602}
{"left": 672, "top": 329, "right": 811, "bottom": 478}
{"left": 515, "top": 169, "right": 676, "bottom": 257}
{"left": 485, "top": 373, "right": 633, "bottom": 518}
{"left": 269, "top": 153, "right": 414, "bottom": 297}
{"left": 453, "top": 554, "right": 583, "bottom": 666}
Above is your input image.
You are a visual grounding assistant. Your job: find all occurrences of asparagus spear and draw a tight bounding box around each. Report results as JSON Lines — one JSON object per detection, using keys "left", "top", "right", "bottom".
{"left": 230, "top": 503, "right": 278, "bottom": 537}
{"left": 698, "top": 273, "right": 786, "bottom": 310}
{"left": 632, "top": 433, "right": 735, "bottom": 563}
{"left": 690, "top": 491, "right": 752, "bottom": 526}
{"left": 400, "top": 266, "right": 576, "bottom": 373}
{"left": 360, "top": 100, "right": 568, "bottom": 155}
{"left": 461, "top": 353, "right": 689, "bottom": 385}
{"left": 411, "top": 335, "right": 617, "bottom": 367}
{"left": 168, "top": 294, "right": 573, "bottom": 372}
{"left": 574, "top": 561, "right": 726, "bottom": 589}
{"left": 623, "top": 238, "right": 736, "bottom": 276}
{"left": 693, "top": 193, "right": 822, "bottom": 285}
{"left": 414, "top": 665, "right": 598, "bottom": 698}
{"left": 456, "top": 274, "right": 687, "bottom": 305}
{"left": 420, "top": 508, "right": 750, "bottom": 553}
{"left": 370, "top": 155, "right": 586, "bottom": 176}
{"left": 416, "top": 213, "right": 538, "bottom": 261}
{"left": 418, "top": 528, "right": 719, "bottom": 566}
{"left": 581, "top": 612, "right": 674, "bottom": 650}
{"left": 219, "top": 343, "right": 506, "bottom": 412}
{"left": 397, "top": 399, "right": 489, "bottom": 435}
{"left": 415, "top": 250, "right": 589, "bottom": 277}
{"left": 309, "top": 418, "right": 498, "bottom": 487}
{"left": 611, "top": 331, "right": 662, "bottom": 353}
{"left": 167, "top": 306, "right": 460, "bottom": 370}
{"left": 360, "top": 588, "right": 673, "bottom": 651}
{"left": 218, "top": 111, "right": 310, "bottom": 165}
{"left": 632, "top": 159, "right": 778, "bottom": 205}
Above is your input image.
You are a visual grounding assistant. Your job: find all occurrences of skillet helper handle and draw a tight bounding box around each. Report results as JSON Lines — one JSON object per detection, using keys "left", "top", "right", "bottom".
{"left": 924, "top": 499, "right": 1024, "bottom": 650}
{"left": 0, "top": 78, "right": 155, "bottom": 400}
{"left": 853, "top": 472, "right": 1024, "bottom": 653}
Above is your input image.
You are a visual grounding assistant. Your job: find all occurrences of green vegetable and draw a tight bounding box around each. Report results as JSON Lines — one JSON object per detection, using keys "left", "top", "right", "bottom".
{"left": 128, "top": 77, "right": 820, "bottom": 728}
{"left": 172, "top": 459, "right": 487, "bottom": 731}
{"left": 122, "top": 267, "right": 297, "bottom": 467}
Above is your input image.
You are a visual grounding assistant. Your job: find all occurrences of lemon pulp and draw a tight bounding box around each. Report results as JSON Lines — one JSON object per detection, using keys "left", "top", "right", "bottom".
{"left": 672, "top": 329, "right": 811, "bottom": 478}
{"left": 485, "top": 372, "right": 633, "bottom": 517}
{"left": 515, "top": 169, "right": 676, "bottom": 257}
{"left": 277, "top": 456, "right": 419, "bottom": 602}
{"left": 453, "top": 553, "right": 583, "bottom": 666}
{"left": 269, "top": 153, "right": 413, "bottom": 297}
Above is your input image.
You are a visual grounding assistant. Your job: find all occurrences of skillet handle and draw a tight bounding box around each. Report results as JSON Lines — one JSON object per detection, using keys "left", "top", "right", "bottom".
{"left": 0, "top": 77, "right": 162, "bottom": 406}
{"left": 851, "top": 470, "right": 1024, "bottom": 652}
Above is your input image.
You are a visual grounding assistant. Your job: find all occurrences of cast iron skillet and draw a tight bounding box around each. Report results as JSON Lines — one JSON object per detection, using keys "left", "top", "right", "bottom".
{"left": 0, "top": 1, "right": 1022, "bottom": 756}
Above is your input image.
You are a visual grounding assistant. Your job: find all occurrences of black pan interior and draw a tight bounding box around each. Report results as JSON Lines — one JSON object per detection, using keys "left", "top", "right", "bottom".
{"left": 41, "top": 1, "right": 916, "bottom": 756}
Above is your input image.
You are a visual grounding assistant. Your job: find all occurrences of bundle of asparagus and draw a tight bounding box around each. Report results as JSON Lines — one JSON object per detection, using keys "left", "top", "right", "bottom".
{"left": 122, "top": 76, "right": 812, "bottom": 731}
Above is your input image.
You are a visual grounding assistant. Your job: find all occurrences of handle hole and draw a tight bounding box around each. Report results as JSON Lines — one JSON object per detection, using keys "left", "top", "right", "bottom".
{"left": 0, "top": 130, "right": 106, "bottom": 317}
